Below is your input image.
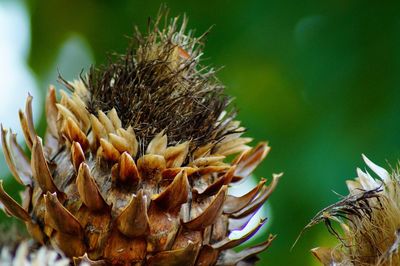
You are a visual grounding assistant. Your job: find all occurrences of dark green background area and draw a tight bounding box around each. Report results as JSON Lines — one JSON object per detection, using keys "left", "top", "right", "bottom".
{"left": 2, "top": 0, "right": 400, "bottom": 265}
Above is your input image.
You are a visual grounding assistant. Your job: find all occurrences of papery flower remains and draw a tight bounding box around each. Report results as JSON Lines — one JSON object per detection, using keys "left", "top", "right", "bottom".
{"left": 307, "top": 155, "right": 400, "bottom": 266}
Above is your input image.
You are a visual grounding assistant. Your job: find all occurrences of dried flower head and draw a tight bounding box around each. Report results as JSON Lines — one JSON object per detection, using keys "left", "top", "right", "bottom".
{"left": 306, "top": 155, "right": 400, "bottom": 266}
{"left": 0, "top": 9, "right": 279, "bottom": 266}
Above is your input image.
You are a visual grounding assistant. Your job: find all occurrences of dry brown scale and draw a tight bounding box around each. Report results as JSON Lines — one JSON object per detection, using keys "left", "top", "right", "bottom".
{"left": 0, "top": 13, "right": 280, "bottom": 266}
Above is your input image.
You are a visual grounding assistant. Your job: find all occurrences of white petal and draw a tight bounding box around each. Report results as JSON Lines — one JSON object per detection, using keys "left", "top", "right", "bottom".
{"left": 362, "top": 154, "right": 390, "bottom": 183}
{"left": 356, "top": 168, "right": 380, "bottom": 190}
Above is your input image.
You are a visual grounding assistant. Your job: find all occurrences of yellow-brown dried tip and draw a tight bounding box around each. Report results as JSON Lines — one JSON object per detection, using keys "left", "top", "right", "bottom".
{"left": 71, "top": 141, "right": 85, "bottom": 172}
{"left": 118, "top": 152, "right": 140, "bottom": 183}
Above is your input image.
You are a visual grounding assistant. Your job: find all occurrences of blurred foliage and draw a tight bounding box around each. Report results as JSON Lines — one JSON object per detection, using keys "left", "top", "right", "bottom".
{"left": 1, "top": 0, "right": 400, "bottom": 265}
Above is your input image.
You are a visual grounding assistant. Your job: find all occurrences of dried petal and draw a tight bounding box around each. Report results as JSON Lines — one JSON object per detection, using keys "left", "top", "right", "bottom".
{"left": 1, "top": 126, "right": 30, "bottom": 185}
{"left": 90, "top": 114, "right": 107, "bottom": 143}
{"left": 98, "top": 110, "right": 115, "bottom": 133}
{"left": 19, "top": 111, "right": 33, "bottom": 149}
{"left": 230, "top": 173, "right": 281, "bottom": 219}
{"left": 147, "top": 242, "right": 200, "bottom": 266}
{"left": 216, "top": 235, "right": 275, "bottom": 265}
{"left": 107, "top": 108, "right": 122, "bottom": 129}
{"left": 212, "top": 219, "right": 266, "bottom": 250}
{"left": 137, "top": 154, "right": 166, "bottom": 182}
{"left": 116, "top": 126, "right": 138, "bottom": 157}
{"left": 195, "top": 166, "right": 235, "bottom": 198}
{"left": 108, "top": 133, "right": 131, "bottom": 154}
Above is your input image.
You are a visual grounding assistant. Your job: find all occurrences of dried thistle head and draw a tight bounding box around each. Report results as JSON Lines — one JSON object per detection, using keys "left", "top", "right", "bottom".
{"left": 0, "top": 9, "right": 279, "bottom": 265}
{"left": 306, "top": 155, "right": 400, "bottom": 266}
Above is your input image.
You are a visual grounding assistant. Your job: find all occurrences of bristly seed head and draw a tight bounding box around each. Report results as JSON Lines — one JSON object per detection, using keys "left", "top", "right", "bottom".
{"left": 71, "top": 11, "right": 238, "bottom": 155}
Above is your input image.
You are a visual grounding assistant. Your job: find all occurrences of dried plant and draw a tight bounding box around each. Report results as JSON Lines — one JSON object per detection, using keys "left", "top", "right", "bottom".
{"left": 0, "top": 8, "right": 279, "bottom": 265}
{"left": 306, "top": 155, "right": 400, "bottom": 266}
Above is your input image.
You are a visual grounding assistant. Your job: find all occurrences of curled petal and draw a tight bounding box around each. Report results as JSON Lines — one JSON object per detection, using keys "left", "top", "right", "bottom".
{"left": 216, "top": 235, "right": 275, "bottom": 265}
{"left": 230, "top": 173, "right": 281, "bottom": 219}
{"left": 224, "top": 178, "right": 266, "bottom": 214}
{"left": 212, "top": 219, "right": 266, "bottom": 250}
{"left": 0, "top": 180, "right": 30, "bottom": 221}
{"left": 234, "top": 142, "right": 270, "bottom": 179}
{"left": 153, "top": 170, "right": 189, "bottom": 211}
{"left": 1, "top": 126, "right": 30, "bottom": 185}
{"left": 183, "top": 186, "right": 227, "bottom": 231}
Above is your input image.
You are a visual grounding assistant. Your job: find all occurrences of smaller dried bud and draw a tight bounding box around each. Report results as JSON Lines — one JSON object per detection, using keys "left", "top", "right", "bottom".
{"left": 305, "top": 155, "right": 400, "bottom": 265}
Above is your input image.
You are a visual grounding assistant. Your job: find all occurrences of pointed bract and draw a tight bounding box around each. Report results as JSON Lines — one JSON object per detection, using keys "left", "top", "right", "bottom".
{"left": 31, "top": 136, "right": 62, "bottom": 195}
{"left": 116, "top": 190, "right": 149, "bottom": 238}
{"left": 71, "top": 141, "right": 85, "bottom": 172}
{"left": 118, "top": 152, "right": 140, "bottom": 183}
{"left": 44, "top": 192, "right": 82, "bottom": 235}
{"left": 0, "top": 180, "right": 30, "bottom": 221}
{"left": 153, "top": 170, "right": 189, "bottom": 211}
{"left": 183, "top": 186, "right": 227, "bottom": 231}
{"left": 76, "top": 163, "right": 108, "bottom": 211}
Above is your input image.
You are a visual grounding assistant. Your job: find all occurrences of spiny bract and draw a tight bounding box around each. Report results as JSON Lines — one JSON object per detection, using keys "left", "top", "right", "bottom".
{"left": 0, "top": 12, "right": 279, "bottom": 265}
{"left": 308, "top": 155, "right": 400, "bottom": 266}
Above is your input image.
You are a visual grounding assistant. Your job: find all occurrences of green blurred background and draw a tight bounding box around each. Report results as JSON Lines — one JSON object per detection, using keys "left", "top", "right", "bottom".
{"left": 1, "top": 0, "right": 400, "bottom": 265}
